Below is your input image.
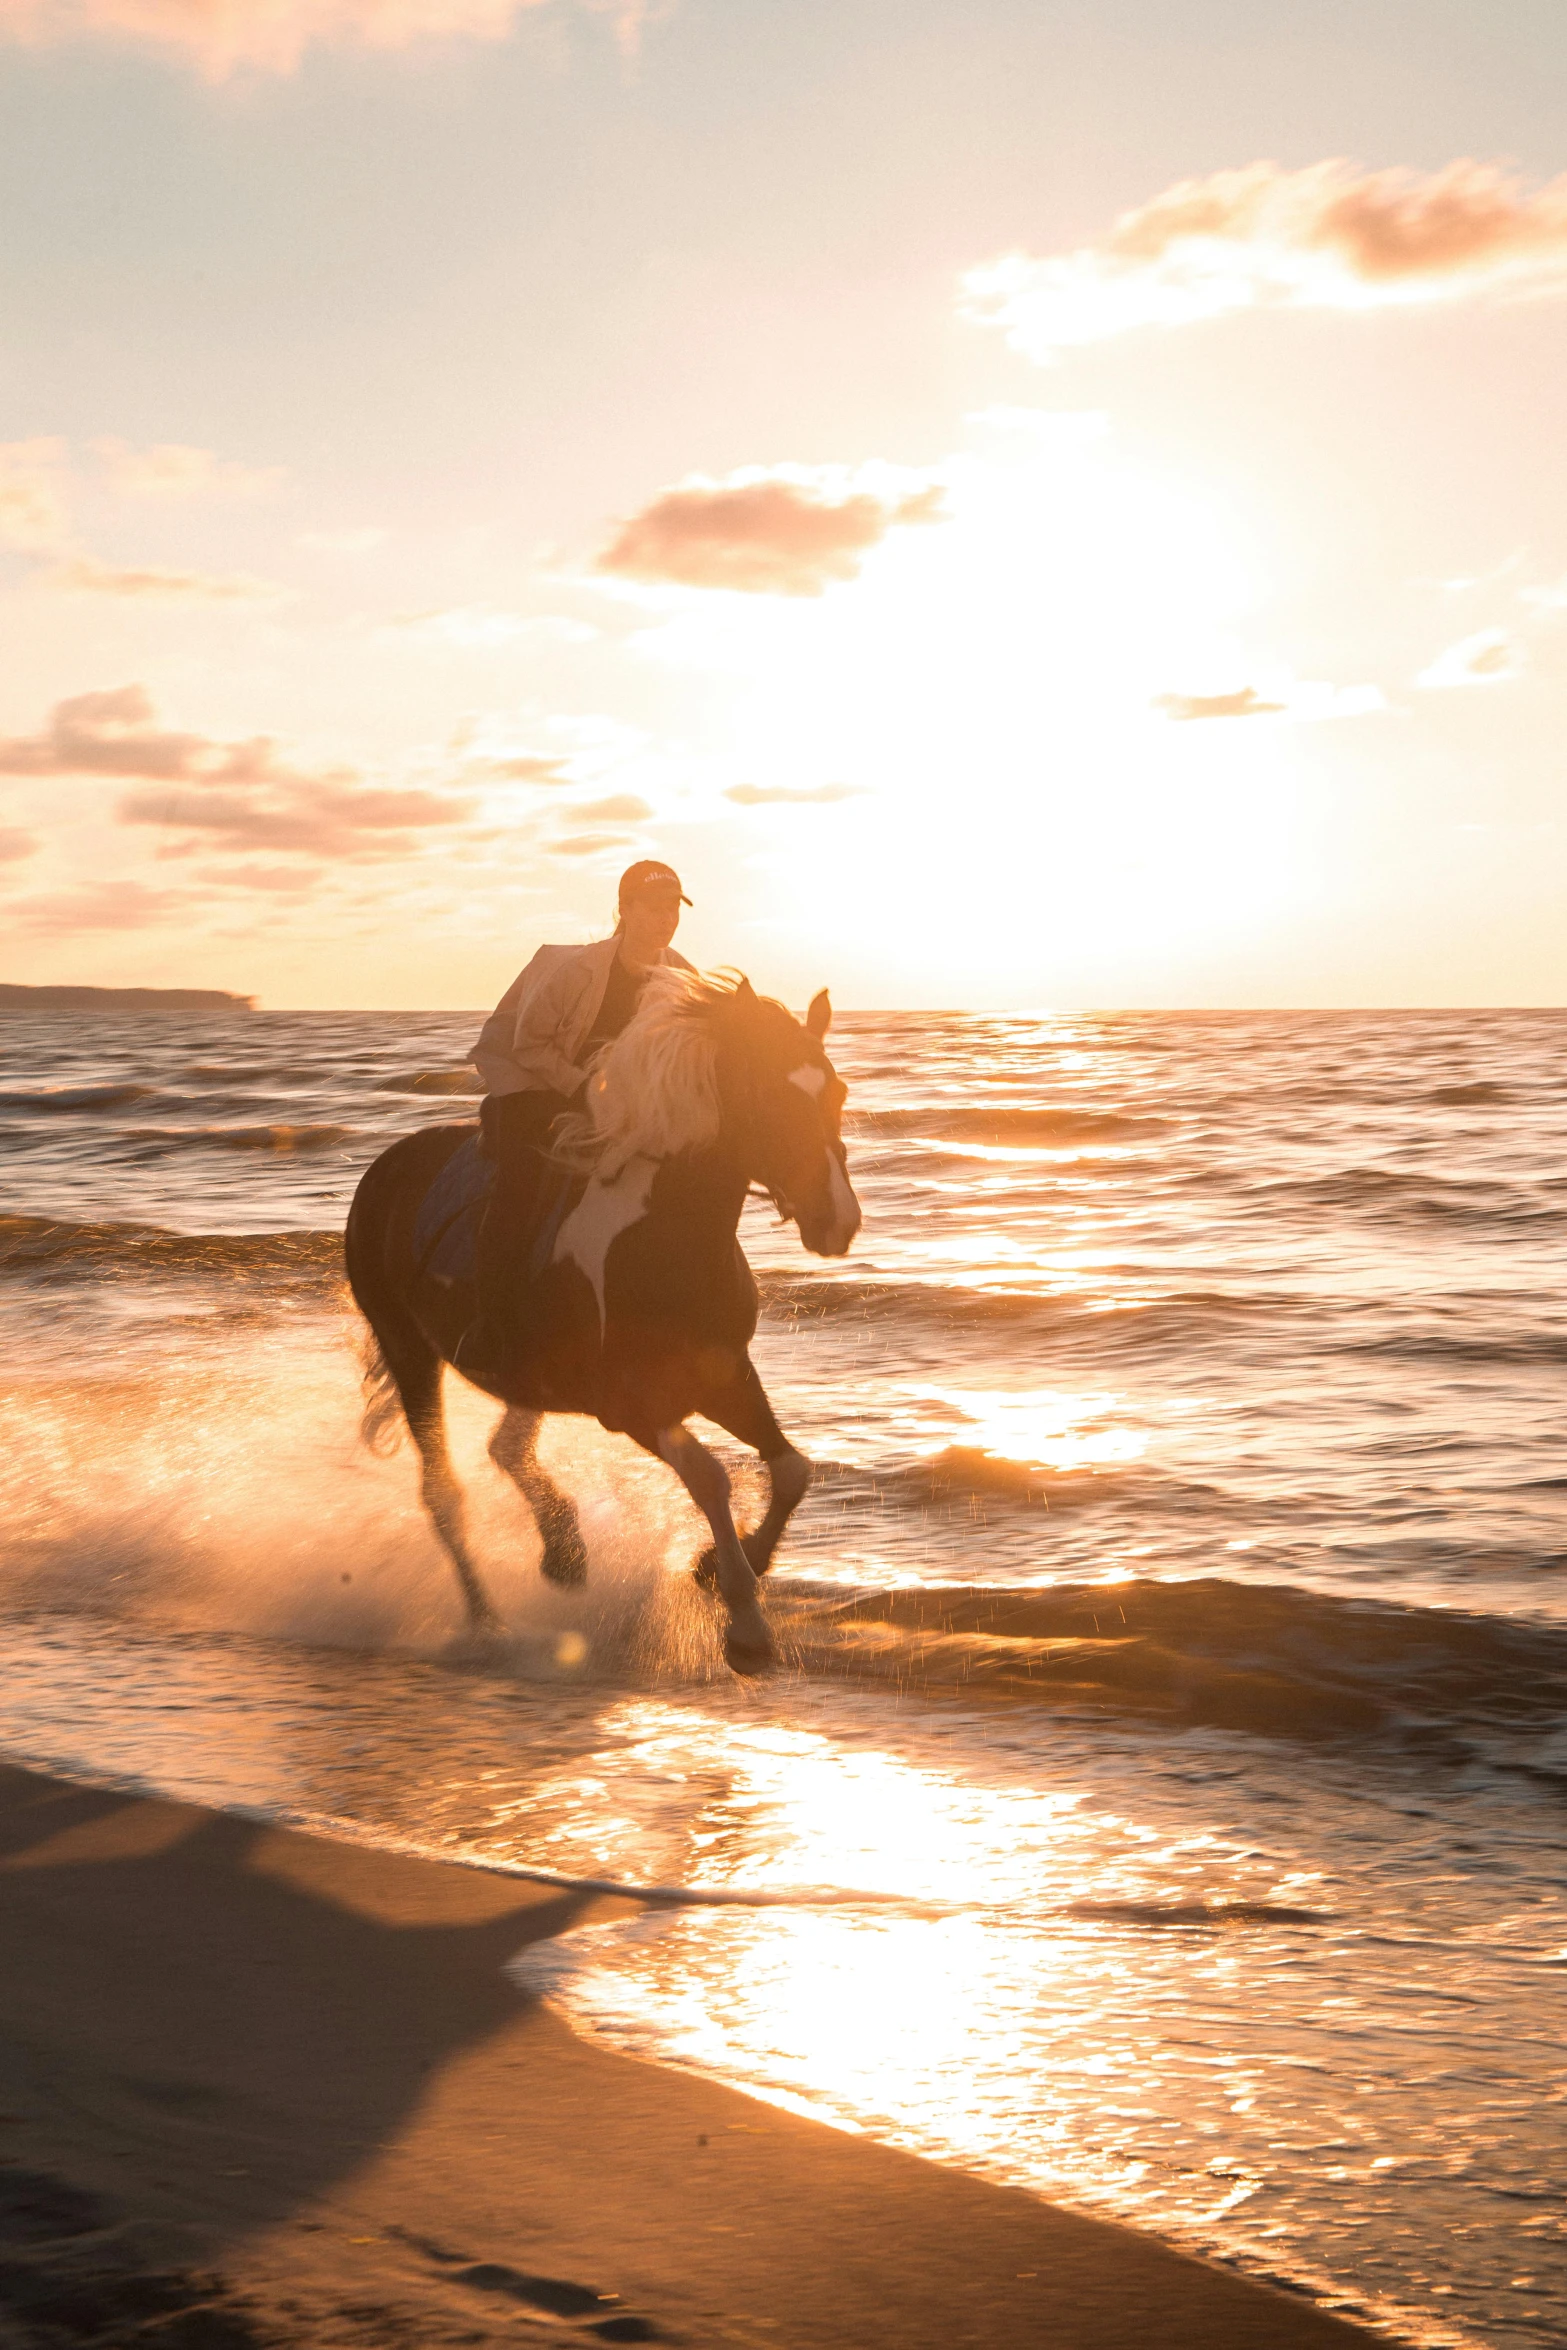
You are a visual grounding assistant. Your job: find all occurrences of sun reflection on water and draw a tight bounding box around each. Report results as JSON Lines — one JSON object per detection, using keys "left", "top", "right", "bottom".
{"left": 898, "top": 1384, "right": 1149, "bottom": 1472}
{"left": 508, "top": 1699, "right": 1358, "bottom": 2262}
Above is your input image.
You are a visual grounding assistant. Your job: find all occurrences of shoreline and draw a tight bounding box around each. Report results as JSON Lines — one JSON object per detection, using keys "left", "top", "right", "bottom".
{"left": 0, "top": 1757, "right": 1378, "bottom": 2348}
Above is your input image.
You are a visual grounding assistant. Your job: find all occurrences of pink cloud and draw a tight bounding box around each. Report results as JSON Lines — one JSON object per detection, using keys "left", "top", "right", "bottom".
{"left": 966, "top": 160, "right": 1567, "bottom": 357}
{"left": 0, "top": 0, "right": 578, "bottom": 74}
{"left": 598, "top": 469, "right": 946, "bottom": 596}
{"left": 0, "top": 686, "right": 204, "bottom": 778}
{"left": 478, "top": 753, "right": 574, "bottom": 785}
{"left": 196, "top": 861, "right": 324, "bottom": 894}
{"left": 0, "top": 441, "right": 68, "bottom": 555}
{"left": 0, "top": 826, "right": 38, "bottom": 861}
{"left": 6, "top": 878, "right": 193, "bottom": 932}
{"left": 564, "top": 792, "right": 654, "bottom": 823}
{"left": 0, "top": 685, "right": 476, "bottom": 859}
{"left": 550, "top": 831, "right": 637, "bottom": 857}
{"left": 724, "top": 780, "right": 866, "bottom": 805}
{"left": 1155, "top": 687, "right": 1287, "bottom": 722}
{"left": 91, "top": 439, "right": 285, "bottom": 502}
{"left": 1416, "top": 628, "right": 1522, "bottom": 690}
{"left": 49, "top": 554, "right": 282, "bottom": 599}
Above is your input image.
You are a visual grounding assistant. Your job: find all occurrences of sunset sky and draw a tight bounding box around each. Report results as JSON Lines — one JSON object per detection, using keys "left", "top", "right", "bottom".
{"left": 2, "top": 0, "right": 1566, "bottom": 1009}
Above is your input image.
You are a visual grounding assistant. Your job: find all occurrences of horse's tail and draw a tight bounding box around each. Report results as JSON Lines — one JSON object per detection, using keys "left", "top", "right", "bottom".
{"left": 358, "top": 1328, "right": 406, "bottom": 1456}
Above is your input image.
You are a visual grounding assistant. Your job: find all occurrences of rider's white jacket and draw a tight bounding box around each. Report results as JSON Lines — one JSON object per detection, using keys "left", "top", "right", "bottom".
{"left": 472, "top": 936, "right": 694, "bottom": 1098}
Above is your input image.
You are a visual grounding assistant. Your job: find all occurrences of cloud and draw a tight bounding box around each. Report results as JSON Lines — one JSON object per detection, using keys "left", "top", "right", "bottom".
{"left": 597, "top": 467, "right": 947, "bottom": 596}
{"left": 92, "top": 440, "right": 284, "bottom": 502}
{"left": 1417, "top": 628, "right": 1522, "bottom": 690}
{"left": 965, "top": 159, "right": 1567, "bottom": 358}
{"left": 0, "top": 685, "right": 476, "bottom": 859}
{"left": 0, "top": 686, "right": 205, "bottom": 778}
{"left": 564, "top": 792, "right": 653, "bottom": 823}
{"left": 5, "top": 878, "right": 191, "bottom": 933}
{"left": 0, "top": 440, "right": 69, "bottom": 554}
{"left": 549, "top": 831, "right": 637, "bottom": 857}
{"left": 0, "top": 441, "right": 281, "bottom": 591}
{"left": 724, "top": 780, "right": 867, "bottom": 806}
{"left": 402, "top": 605, "right": 601, "bottom": 649}
{"left": 195, "top": 861, "right": 323, "bottom": 894}
{"left": 475, "top": 753, "right": 573, "bottom": 786}
{"left": 1156, "top": 679, "right": 1385, "bottom": 724}
{"left": 0, "top": 0, "right": 586, "bottom": 75}
{"left": 0, "top": 826, "right": 38, "bottom": 861}
{"left": 48, "top": 554, "right": 282, "bottom": 599}
{"left": 120, "top": 781, "right": 468, "bottom": 855}
{"left": 1156, "top": 686, "right": 1287, "bottom": 722}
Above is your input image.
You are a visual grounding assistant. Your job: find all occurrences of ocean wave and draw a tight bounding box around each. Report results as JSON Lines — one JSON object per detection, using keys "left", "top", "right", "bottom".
{"left": 107, "top": 1122, "right": 363, "bottom": 1154}
{"left": 755, "top": 1273, "right": 1319, "bottom": 1351}
{"left": 848, "top": 1104, "right": 1174, "bottom": 1146}
{"left": 175, "top": 1062, "right": 349, "bottom": 1088}
{"left": 0, "top": 1214, "right": 343, "bottom": 1293}
{"left": 1241, "top": 1166, "right": 1565, "bottom": 1228}
{"left": 374, "top": 1067, "right": 484, "bottom": 1095}
{"left": 0, "top": 1082, "right": 163, "bottom": 1113}
{"left": 767, "top": 1573, "right": 1567, "bottom": 1754}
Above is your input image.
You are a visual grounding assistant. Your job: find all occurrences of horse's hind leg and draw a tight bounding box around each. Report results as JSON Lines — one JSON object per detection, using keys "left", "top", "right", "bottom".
{"left": 488, "top": 1407, "right": 588, "bottom": 1589}
{"left": 697, "top": 1358, "right": 811, "bottom": 1582}
{"left": 377, "top": 1316, "right": 503, "bottom": 1635}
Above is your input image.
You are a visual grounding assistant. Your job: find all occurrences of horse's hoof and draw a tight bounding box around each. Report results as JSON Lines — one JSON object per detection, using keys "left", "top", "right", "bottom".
{"left": 724, "top": 1633, "right": 775, "bottom": 1678}
{"left": 540, "top": 1541, "right": 589, "bottom": 1590}
{"left": 446, "top": 1616, "right": 509, "bottom": 1666}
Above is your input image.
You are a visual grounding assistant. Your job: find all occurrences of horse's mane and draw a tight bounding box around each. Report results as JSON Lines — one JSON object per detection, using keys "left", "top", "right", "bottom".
{"left": 557, "top": 965, "right": 734, "bottom": 1178}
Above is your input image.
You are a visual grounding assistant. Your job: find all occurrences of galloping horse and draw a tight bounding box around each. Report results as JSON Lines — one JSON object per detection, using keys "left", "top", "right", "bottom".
{"left": 344, "top": 970, "right": 861, "bottom": 1674}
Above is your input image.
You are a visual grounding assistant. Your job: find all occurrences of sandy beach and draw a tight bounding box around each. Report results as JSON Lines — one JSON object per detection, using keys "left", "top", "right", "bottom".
{"left": 0, "top": 1759, "right": 1379, "bottom": 2349}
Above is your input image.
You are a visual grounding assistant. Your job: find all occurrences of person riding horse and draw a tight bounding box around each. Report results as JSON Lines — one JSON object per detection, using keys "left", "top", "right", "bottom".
{"left": 456, "top": 860, "right": 695, "bottom": 1377}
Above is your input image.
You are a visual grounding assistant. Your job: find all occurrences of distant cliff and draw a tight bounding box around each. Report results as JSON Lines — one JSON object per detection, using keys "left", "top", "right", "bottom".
{"left": 0, "top": 985, "right": 257, "bottom": 1014}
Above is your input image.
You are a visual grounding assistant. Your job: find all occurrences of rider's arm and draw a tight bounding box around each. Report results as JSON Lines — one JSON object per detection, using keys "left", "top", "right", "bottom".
{"left": 473, "top": 951, "right": 591, "bottom": 1097}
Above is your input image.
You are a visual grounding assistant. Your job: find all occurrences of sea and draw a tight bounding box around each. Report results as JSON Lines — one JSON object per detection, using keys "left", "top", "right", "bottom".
{"left": 1, "top": 1002, "right": 1564, "bottom": 2349}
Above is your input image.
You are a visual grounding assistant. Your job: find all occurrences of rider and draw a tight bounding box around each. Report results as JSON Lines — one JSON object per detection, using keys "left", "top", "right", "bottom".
{"left": 455, "top": 860, "right": 694, "bottom": 1376}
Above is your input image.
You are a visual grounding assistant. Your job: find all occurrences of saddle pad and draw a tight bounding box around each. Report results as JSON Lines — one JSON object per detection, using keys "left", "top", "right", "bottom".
{"left": 412, "top": 1134, "right": 583, "bottom": 1290}
{"left": 413, "top": 1133, "right": 491, "bottom": 1286}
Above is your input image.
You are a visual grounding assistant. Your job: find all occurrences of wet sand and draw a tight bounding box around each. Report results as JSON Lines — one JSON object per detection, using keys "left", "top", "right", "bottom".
{"left": 0, "top": 1759, "right": 1373, "bottom": 2349}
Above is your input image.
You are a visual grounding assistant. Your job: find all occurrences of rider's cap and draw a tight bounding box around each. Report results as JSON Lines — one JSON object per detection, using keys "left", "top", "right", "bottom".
{"left": 618, "top": 859, "right": 691, "bottom": 908}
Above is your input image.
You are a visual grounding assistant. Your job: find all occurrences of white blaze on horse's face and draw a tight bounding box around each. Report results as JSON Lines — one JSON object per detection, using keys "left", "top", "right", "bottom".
{"left": 765, "top": 1059, "right": 859, "bottom": 1257}
{"left": 726, "top": 985, "right": 860, "bottom": 1258}
{"left": 785, "top": 1060, "right": 859, "bottom": 1253}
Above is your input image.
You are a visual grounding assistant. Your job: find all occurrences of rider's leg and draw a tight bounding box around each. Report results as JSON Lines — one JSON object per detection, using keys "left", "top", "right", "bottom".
{"left": 456, "top": 1090, "right": 568, "bottom": 1377}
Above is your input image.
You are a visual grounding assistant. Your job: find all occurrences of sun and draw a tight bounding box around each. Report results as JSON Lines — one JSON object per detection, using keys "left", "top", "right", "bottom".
{"left": 626, "top": 413, "right": 1313, "bottom": 1001}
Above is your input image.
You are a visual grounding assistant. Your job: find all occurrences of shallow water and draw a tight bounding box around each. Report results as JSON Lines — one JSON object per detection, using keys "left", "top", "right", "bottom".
{"left": 1, "top": 1004, "right": 1564, "bottom": 2347}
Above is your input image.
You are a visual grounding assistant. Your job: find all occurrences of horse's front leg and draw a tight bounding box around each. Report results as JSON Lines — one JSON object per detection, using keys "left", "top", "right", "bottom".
{"left": 700, "top": 1357, "right": 811, "bottom": 1578}
{"left": 489, "top": 1405, "right": 588, "bottom": 1588}
{"left": 652, "top": 1422, "right": 774, "bottom": 1677}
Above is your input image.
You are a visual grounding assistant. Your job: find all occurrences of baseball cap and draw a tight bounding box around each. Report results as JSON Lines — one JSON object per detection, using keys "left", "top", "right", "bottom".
{"left": 618, "top": 860, "right": 692, "bottom": 908}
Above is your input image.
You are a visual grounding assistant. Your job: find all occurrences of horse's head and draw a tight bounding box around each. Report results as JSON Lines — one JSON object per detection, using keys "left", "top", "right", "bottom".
{"left": 718, "top": 979, "right": 861, "bottom": 1258}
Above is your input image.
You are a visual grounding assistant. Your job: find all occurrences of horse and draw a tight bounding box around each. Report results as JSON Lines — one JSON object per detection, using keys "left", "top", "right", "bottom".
{"left": 344, "top": 969, "right": 861, "bottom": 1675}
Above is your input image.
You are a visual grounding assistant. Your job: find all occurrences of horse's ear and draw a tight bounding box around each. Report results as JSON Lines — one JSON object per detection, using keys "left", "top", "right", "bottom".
{"left": 735, "top": 976, "right": 757, "bottom": 1005}
{"left": 806, "top": 988, "right": 832, "bottom": 1040}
